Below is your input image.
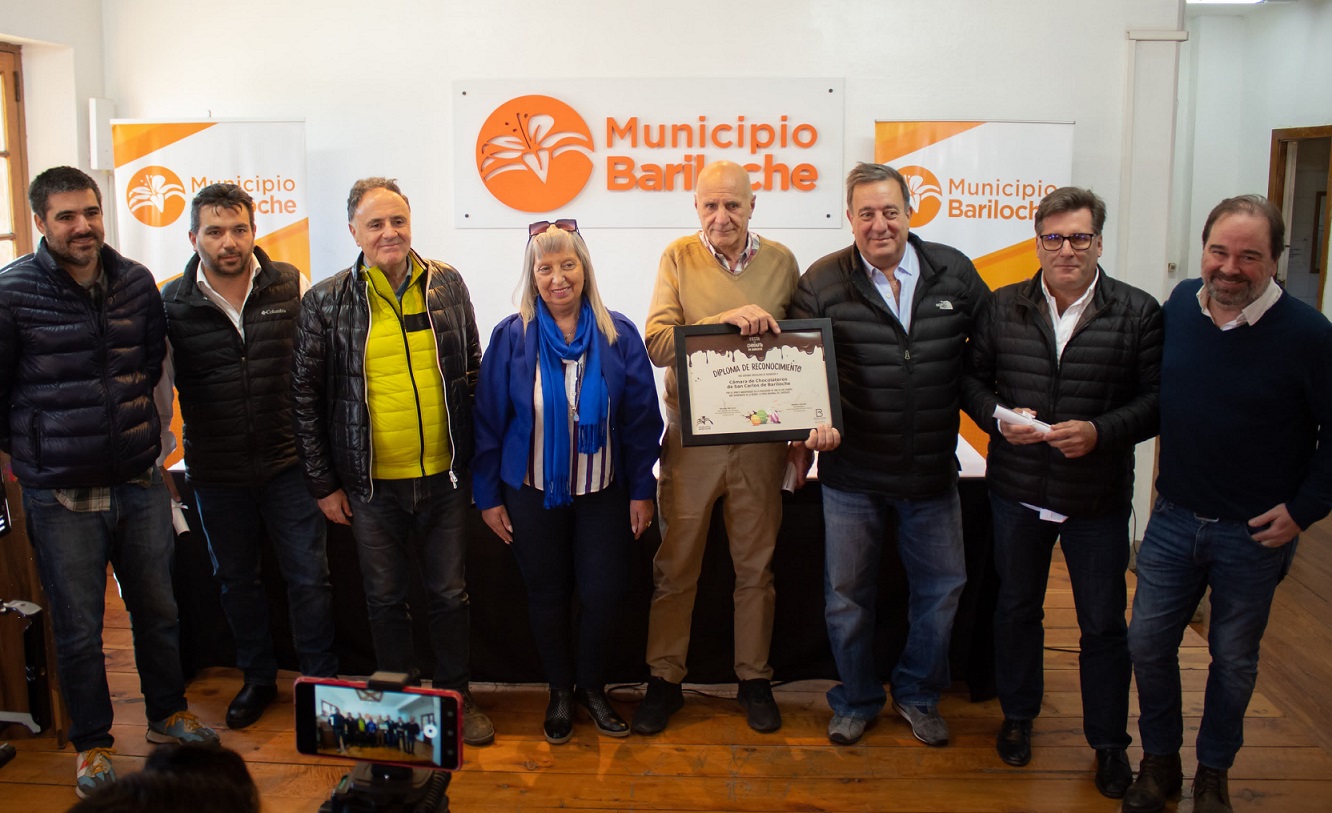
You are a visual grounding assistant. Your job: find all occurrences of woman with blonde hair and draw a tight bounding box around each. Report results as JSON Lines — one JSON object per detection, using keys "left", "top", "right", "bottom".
{"left": 473, "top": 220, "right": 663, "bottom": 743}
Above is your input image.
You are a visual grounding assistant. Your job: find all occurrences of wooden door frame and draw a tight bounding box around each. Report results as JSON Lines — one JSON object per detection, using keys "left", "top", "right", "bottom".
{"left": 1268, "top": 125, "right": 1332, "bottom": 310}
{"left": 0, "top": 42, "right": 32, "bottom": 259}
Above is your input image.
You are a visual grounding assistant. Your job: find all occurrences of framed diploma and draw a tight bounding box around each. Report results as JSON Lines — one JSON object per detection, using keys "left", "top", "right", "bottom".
{"left": 674, "top": 318, "right": 843, "bottom": 446}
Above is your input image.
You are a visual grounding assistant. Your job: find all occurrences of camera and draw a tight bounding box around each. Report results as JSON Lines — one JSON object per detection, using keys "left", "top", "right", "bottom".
{"left": 294, "top": 675, "right": 462, "bottom": 772}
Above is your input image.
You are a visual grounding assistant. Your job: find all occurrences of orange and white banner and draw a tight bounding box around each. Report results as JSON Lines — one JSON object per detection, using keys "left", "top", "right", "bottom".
{"left": 876, "top": 121, "right": 1072, "bottom": 462}
{"left": 111, "top": 119, "right": 310, "bottom": 284}
{"left": 454, "top": 79, "right": 845, "bottom": 228}
{"left": 875, "top": 121, "right": 1073, "bottom": 292}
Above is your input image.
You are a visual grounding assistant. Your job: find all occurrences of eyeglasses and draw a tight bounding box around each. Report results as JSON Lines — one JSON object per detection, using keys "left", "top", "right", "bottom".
{"left": 528, "top": 219, "right": 579, "bottom": 240}
{"left": 1038, "top": 232, "right": 1096, "bottom": 252}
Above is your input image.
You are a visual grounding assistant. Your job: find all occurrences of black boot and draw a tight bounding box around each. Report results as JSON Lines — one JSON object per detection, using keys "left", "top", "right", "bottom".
{"left": 544, "top": 688, "right": 573, "bottom": 745}
{"left": 575, "top": 687, "right": 629, "bottom": 737}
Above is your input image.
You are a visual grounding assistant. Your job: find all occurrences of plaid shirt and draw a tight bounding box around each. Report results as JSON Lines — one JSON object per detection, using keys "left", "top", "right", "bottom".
{"left": 55, "top": 467, "right": 157, "bottom": 512}
{"left": 698, "top": 230, "right": 761, "bottom": 274}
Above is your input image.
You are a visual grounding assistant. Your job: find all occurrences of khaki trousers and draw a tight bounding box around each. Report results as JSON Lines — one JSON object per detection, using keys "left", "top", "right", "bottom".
{"left": 645, "top": 420, "right": 787, "bottom": 682}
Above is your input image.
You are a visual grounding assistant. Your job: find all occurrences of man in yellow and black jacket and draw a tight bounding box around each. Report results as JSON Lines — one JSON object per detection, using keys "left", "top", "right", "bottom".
{"left": 292, "top": 177, "right": 492, "bottom": 746}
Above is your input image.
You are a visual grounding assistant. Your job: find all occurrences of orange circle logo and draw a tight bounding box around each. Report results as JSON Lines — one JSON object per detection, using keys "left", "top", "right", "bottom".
{"left": 126, "top": 165, "right": 188, "bottom": 227}
{"left": 899, "top": 165, "right": 943, "bottom": 228}
{"left": 476, "top": 95, "right": 595, "bottom": 213}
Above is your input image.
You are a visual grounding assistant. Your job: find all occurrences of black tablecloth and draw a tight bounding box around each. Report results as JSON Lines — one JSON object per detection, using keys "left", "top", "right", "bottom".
{"left": 173, "top": 476, "right": 996, "bottom": 700}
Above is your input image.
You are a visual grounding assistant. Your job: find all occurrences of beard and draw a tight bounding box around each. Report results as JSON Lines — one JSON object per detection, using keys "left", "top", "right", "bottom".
{"left": 47, "top": 231, "right": 104, "bottom": 270}
{"left": 1205, "top": 274, "right": 1269, "bottom": 310}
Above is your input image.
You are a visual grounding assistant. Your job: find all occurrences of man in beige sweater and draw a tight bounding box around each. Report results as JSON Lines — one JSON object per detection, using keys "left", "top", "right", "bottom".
{"left": 633, "top": 161, "right": 837, "bottom": 735}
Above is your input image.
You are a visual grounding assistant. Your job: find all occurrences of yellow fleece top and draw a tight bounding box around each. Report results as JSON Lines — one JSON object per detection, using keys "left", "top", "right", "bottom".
{"left": 645, "top": 234, "right": 800, "bottom": 411}
{"left": 362, "top": 256, "right": 452, "bottom": 480}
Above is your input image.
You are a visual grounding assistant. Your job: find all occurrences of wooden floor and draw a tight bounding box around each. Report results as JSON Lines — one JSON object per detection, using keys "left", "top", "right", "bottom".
{"left": 4, "top": 520, "right": 1332, "bottom": 812}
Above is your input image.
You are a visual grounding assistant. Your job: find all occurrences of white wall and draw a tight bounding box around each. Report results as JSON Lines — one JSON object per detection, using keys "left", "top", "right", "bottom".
{"left": 1175, "top": 0, "right": 1332, "bottom": 309}
{"left": 0, "top": 0, "right": 105, "bottom": 236}
{"left": 91, "top": 0, "right": 1180, "bottom": 336}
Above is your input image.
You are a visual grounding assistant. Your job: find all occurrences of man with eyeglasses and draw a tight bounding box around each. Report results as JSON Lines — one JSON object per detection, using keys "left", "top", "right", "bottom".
{"left": 291, "top": 177, "right": 494, "bottom": 746}
{"left": 960, "top": 187, "right": 1161, "bottom": 798}
{"left": 1123, "top": 195, "right": 1332, "bottom": 813}
{"left": 788, "top": 162, "right": 988, "bottom": 748}
{"left": 636, "top": 160, "right": 838, "bottom": 736}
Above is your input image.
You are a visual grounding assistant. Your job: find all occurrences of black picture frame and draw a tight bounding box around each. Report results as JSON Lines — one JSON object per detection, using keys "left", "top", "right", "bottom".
{"left": 673, "top": 318, "right": 843, "bottom": 447}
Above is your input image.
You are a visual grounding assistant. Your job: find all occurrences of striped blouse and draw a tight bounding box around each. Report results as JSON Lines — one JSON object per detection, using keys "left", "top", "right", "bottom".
{"left": 526, "top": 354, "right": 615, "bottom": 495}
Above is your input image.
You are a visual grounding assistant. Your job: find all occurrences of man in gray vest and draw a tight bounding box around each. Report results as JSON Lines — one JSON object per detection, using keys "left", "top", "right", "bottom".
{"left": 161, "top": 183, "right": 337, "bottom": 730}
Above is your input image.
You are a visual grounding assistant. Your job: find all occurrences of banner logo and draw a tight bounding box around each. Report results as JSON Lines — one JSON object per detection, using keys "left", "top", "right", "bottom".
{"left": 476, "top": 95, "right": 594, "bottom": 213}
{"left": 899, "top": 165, "right": 943, "bottom": 228}
{"left": 126, "top": 165, "right": 188, "bottom": 227}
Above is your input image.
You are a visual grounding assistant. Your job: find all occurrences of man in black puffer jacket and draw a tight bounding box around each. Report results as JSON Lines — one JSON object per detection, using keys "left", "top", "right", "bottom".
{"left": 960, "top": 187, "right": 1161, "bottom": 799}
{"left": 0, "top": 167, "right": 217, "bottom": 799}
{"left": 790, "top": 163, "right": 989, "bottom": 749}
{"left": 161, "top": 183, "right": 337, "bottom": 731}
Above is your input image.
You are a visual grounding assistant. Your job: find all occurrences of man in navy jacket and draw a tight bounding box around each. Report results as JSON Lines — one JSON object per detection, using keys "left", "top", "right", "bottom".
{"left": 0, "top": 167, "right": 217, "bottom": 800}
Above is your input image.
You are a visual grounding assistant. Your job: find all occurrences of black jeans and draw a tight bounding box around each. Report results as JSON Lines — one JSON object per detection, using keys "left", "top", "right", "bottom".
{"left": 504, "top": 481, "right": 635, "bottom": 689}
{"left": 991, "top": 493, "right": 1132, "bottom": 750}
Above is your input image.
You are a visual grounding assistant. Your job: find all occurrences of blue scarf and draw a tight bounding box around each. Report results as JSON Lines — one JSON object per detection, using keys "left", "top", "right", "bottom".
{"left": 535, "top": 298, "right": 608, "bottom": 508}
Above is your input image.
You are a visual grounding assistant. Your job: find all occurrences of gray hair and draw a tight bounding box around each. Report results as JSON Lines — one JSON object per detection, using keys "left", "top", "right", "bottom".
{"left": 845, "top": 162, "right": 912, "bottom": 214}
{"left": 518, "top": 226, "right": 618, "bottom": 343}
{"left": 347, "top": 177, "right": 409, "bottom": 222}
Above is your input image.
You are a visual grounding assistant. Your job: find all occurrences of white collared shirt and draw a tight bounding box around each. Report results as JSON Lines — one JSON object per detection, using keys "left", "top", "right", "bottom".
{"left": 195, "top": 255, "right": 262, "bottom": 339}
{"left": 859, "top": 243, "right": 920, "bottom": 333}
{"left": 1040, "top": 269, "right": 1099, "bottom": 361}
{"left": 1196, "top": 277, "right": 1283, "bottom": 330}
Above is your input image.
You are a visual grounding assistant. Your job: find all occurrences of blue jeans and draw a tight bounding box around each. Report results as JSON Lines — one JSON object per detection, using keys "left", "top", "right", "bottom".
{"left": 505, "top": 482, "right": 635, "bottom": 690}
{"left": 1129, "top": 497, "right": 1296, "bottom": 769}
{"left": 990, "top": 494, "right": 1132, "bottom": 749}
{"left": 823, "top": 484, "right": 966, "bottom": 717}
{"left": 192, "top": 466, "right": 337, "bottom": 683}
{"left": 348, "top": 472, "right": 470, "bottom": 690}
{"left": 22, "top": 471, "right": 187, "bottom": 751}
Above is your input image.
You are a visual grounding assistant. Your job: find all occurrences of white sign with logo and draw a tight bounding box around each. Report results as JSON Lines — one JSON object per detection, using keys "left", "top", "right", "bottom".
{"left": 453, "top": 79, "right": 844, "bottom": 229}
{"left": 111, "top": 119, "right": 310, "bottom": 284}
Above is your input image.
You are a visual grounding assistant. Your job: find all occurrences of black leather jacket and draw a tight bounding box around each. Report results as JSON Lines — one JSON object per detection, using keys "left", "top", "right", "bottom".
{"left": 961, "top": 269, "right": 1162, "bottom": 518}
{"left": 291, "top": 251, "right": 481, "bottom": 502}
{"left": 0, "top": 240, "right": 165, "bottom": 487}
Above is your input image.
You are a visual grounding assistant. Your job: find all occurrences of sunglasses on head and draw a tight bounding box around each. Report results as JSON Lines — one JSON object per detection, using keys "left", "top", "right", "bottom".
{"left": 528, "top": 219, "right": 579, "bottom": 240}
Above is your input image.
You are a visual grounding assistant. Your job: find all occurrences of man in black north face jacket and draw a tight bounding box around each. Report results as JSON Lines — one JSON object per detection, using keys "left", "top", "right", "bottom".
{"left": 790, "top": 163, "right": 989, "bottom": 750}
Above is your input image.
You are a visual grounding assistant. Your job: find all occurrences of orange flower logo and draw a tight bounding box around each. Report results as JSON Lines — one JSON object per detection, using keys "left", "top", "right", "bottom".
{"left": 899, "top": 165, "right": 943, "bottom": 228}
{"left": 475, "top": 95, "right": 594, "bottom": 213}
{"left": 126, "top": 165, "right": 188, "bottom": 227}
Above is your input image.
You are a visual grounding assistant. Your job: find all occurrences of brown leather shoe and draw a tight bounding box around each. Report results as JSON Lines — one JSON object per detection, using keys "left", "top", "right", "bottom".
{"left": 1192, "top": 764, "right": 1232, "bottom": 813}
{"left": 1122, "top": 752, "right": 1183, "bottom": 813}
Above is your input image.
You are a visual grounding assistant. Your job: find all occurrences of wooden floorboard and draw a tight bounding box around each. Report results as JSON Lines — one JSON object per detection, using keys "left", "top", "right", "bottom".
{"left": 4, "top": 519, "right": 1332, "bottom": 811}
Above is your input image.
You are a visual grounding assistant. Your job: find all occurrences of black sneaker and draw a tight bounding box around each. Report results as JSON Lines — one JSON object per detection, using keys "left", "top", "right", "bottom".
{"left": 1122, "top": 751, "right": 1183, "bottom": 813}
{"left": 631, "top": 676, "right": 683, "bottom": 735}
{"left": 736, "top": 679, "right": 781, "bottom": 733}
{"left": 1192, "top": 764, "right": 1232, "bottom": 813}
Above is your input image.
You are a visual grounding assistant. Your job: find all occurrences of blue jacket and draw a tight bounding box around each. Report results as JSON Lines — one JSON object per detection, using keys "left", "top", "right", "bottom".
{"left": 0, "top": 240, "right": 165, "bottom": 488}
{"left": 472, "top": 311, "right": 663, "bottom": 510}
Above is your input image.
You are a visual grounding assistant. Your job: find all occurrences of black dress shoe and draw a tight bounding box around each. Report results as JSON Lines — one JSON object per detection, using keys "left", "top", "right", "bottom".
{"left": 631, "top": 677, "right": 683, "bottom": 735}
{"left": 575, "top": 687, "right": 630, "bottom": 737}
{"left": 544, "top": 688, "right": 573, "bottom": 745}
{"left": 737, "top": 679, "right": 782, "bottom": 733}
{"left": 996, "top": 718, "right": 1032, "bottom": 766}
{"left": 226, "top": 683, "right": 277, "bottom": 730}
{"left": 1095, "top": 747, "right": 1134, "bottom": 799}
